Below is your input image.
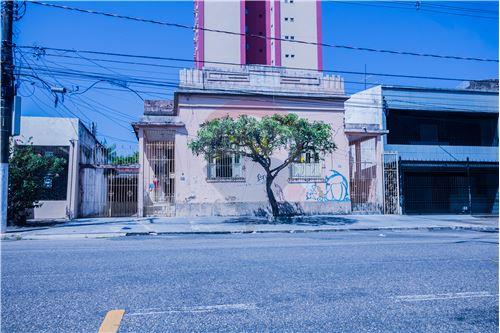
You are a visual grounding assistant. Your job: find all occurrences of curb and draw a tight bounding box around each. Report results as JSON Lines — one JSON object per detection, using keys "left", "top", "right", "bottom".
{"left": 124, "top": 225, "right": 499, "bottom": 237}
{"left": 4, "top": 225, "right": 497, "bottom": 241}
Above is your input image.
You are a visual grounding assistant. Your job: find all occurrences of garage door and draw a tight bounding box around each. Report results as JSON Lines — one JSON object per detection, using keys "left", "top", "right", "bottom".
{"left": 403, "top": 171, "right": 469, "bottom": 214}
{"left": 403, "top": 169, "right": 498, "bottom": 215}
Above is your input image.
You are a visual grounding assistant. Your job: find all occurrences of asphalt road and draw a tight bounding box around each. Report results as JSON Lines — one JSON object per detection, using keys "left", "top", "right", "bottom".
{"left": 1, "top": 230, "right": 498, "bottom": 332}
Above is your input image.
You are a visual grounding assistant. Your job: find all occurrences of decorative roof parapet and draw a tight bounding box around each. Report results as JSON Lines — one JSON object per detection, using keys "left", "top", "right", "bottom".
{"left": 179, "top": 65, "right": 345, "bottom": 97}
{"left": 144, "top": 100, "right": 174, "bottom": 115}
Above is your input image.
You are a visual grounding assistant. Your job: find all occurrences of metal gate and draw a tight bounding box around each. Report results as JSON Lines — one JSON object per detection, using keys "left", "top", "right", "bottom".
{"left": 80, "top": 166, "right": 138, "bottom": 217}
{"left": 402, "top": 166, "right": 498, "bottom": 215}
{"left": 143, "top": 141, "right": 175, "bottom": 216}
{"left": 107, "top": 169, "right": 138, "bottom": 217}
{"left": 383, "top": 152, "right": 400, "bottom": 214}
{"left": 349, "top": 159, "right": 379, "bottom": 213}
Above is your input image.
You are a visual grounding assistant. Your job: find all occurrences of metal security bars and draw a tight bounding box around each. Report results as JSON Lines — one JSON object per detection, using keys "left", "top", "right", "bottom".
{"left": 383, "top": 152, "right": 400, "bottom": 214}
{"left": 79, "top": 142, "right": 139, "bottom": 218}
{"left": 207, "top": 153, "right": 243, "bottom": 181}
{"left": 349, "top": 140, "right": 380, "bottom": 213}
{"left": 350, "top": 160, "right": 378, "bottom": 212}
{"left": 79, "top": 167, "right": 138, "bottom": 217}
{"left": 290, "top": 152, "right": 321, "bottom": 180}
{"left": 143, "top": 141, "right": 175, "bottom": 216}
{"left": 401, "top": 163, "right": 498, "bottom": 215}
{"left": 106, "top": 169, "right": 138, "bottom": 217}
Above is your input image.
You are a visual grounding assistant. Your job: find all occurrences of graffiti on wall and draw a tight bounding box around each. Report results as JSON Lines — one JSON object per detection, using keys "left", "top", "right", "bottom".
{"left": 305, "top": 170, "right": 350, "bottom": 202}
{"left": 256, "top": 173, "right": 266, "bottom": 184}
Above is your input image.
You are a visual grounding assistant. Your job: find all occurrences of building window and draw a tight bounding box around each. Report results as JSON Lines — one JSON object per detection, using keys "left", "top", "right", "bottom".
{"left": 291, "top": 54, "right": 295, "bottom": 58}
{"left": 290, "top": 17, "right": 295, "bottom": 22}
{"left": 290, "top": 36, "right": 295, "bottom": 40}
{"left": 284, "top": 17, "right": 288, "bottom": 21}
{"left": 207, "top": 153, "right": 243, "bottom": 181}
{"left": 290, "top": 151, "right": 321, "bottom": 180}
{"left": 285, "top": 35, "right": 289, "bottom": 39}
{"left": 285, "top": 54, "right": 289, "bottom": 58}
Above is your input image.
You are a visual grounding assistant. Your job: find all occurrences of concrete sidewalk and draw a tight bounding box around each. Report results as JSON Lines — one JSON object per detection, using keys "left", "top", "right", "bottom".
{"left": 2, "top": 214, "right": 498, "bottom": 240}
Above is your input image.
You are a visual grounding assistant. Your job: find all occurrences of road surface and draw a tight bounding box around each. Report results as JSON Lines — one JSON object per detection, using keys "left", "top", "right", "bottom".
{"left": 2, "top": 229, "right": 498, "bottom": 332}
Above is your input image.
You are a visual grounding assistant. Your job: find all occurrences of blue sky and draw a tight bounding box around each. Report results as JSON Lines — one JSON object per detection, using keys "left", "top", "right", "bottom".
{"left": 15, "top": 1, "right": 499, "bottom": 153}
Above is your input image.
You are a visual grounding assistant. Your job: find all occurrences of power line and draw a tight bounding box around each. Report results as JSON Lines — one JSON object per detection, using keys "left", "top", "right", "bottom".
{"left": 28, "top": 1, "right": 499, "bottom": 63}
{"left": 407, "top": 2, "right": 498, "bottom": 15}
{"left": 16, "top": 64, "right": 498, "bottom": 112}
{"left": 16, "top": 58, "right": 500, "bottom": 102}
{"left": 336, "top": 1, "right": 498, "bottom": 20}
{"left": 18, "top": 45, "right": 494, "bottom": 84}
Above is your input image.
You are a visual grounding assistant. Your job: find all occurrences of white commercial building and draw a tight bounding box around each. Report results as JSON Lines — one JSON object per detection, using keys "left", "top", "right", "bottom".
{"left": 14, "top": 116, "right": 102, "bottom": 220}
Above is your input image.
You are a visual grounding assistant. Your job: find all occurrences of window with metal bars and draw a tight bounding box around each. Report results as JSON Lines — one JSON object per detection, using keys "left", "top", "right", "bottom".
{"left": 207, "top": 153, "right": 243, "bottom": 181}
{"left": 290, "top": 151, "right": 322, "bottom": 180}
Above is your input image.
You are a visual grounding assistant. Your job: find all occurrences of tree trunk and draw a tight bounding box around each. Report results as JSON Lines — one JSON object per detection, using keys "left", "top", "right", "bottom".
{"left": 265, "top": 174, "right": 279, "bottom": 217}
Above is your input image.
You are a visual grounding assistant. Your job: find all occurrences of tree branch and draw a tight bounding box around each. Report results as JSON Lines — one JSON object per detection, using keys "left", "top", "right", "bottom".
{"left": 269, "top": 144, "right": 304, "bottom": 176}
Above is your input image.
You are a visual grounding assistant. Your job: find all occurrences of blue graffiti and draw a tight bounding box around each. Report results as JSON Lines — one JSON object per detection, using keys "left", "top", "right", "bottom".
{"left": 306, "top": 170, "right": 350, "bottom": 202}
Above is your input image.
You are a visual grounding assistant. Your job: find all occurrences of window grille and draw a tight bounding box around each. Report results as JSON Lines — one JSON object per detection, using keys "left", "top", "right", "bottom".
{"left": 208, "top": 153, "right": 243, "bottom": 181}
{"left": 290, "top": 152, "right": 321, "bottom": 180}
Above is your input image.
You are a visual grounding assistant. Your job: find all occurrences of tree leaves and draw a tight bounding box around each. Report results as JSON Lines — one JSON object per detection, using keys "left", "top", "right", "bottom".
{"left": 8, "top": 143, "right": 66, "bottom": 225}
{"left": 188, "top": 114, "right": 336, "bottom": 176}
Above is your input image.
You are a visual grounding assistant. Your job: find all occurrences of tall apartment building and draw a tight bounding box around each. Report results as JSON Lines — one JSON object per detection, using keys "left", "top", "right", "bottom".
{"left": 194, "top": 0, "right": 322, "bottom": 70}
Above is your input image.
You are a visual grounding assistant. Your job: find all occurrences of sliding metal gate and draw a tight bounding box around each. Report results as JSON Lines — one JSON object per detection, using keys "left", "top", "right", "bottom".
{"left": 143, "top": 141, "right": 175, "bottom": 216}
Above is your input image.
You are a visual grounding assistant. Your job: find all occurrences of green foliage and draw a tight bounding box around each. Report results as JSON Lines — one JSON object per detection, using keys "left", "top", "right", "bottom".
{"left": 188, "top": 114, "right": 336, "bottom": 216}
{"left": 111, "top": 151, "right": 138, "bottom": 165}
{"left": 189, "top": 114, "right": 336, "bottom": 173}
{"left": 105, "top": 144, "right": 138, "bottom": 164}
{"left": 8, "top": 143, "right": 66, "bottom": 225}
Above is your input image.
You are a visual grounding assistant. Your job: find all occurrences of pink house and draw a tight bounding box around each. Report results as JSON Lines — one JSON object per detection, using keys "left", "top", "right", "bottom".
{"left": 134, "top": 66, "right": 350, "bottom": 217}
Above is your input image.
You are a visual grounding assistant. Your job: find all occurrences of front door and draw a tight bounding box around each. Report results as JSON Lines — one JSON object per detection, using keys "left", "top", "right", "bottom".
{"left": 143, "top": 141, "right": 175, "bottom": 216}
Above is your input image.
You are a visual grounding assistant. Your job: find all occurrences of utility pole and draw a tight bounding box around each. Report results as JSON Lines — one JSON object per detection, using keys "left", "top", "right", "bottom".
{"left": 1, "top": 0, "right": 14, "bottom": 233}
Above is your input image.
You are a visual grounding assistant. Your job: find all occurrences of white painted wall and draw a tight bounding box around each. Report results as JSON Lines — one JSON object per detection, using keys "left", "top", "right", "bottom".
{"left": 345, "top": 86, "right": 384, "bottom": 127}
{"left": 204, "top": 1, "right": 241, "bottom": 67}
{"left": 34, "top": 201, "right": 66, "bottom": 219}
{"left": 16, "top": 117, "right": 78, "bottom": 145}
{"left": 280, "top": 0, "right": 318, "bottom": 70}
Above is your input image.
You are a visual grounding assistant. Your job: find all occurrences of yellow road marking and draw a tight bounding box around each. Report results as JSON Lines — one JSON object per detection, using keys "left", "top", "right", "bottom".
{"left": 98, "top": 309, "right": 125, "bottom": 333}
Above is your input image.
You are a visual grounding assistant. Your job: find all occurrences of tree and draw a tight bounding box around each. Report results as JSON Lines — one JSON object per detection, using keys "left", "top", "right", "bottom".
{"left": 8, "top": 143, "right": 66, "bottom": 225}
{"left": 188, "top": 114, "right": 336, "bottom": 217}
{"left": 104, "top": 144, "right": 139, "bottom": 165}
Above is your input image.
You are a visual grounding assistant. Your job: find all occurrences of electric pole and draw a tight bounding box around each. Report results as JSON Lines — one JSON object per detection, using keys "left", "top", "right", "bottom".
{"left": 1, "top": 0, "right": 14, "bottom": 233}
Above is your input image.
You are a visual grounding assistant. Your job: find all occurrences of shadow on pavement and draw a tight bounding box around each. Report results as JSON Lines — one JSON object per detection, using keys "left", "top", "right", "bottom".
{"left": 223, "top": 215, "right": 357, "bottom": 226}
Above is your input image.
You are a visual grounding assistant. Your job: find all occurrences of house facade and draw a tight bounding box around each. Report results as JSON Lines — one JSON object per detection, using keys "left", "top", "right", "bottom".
{"left": 134, "top": 67, "right": 353, "bottom": 217}
{"left": 346, "top": 85, "right": 499, "bottom": 215}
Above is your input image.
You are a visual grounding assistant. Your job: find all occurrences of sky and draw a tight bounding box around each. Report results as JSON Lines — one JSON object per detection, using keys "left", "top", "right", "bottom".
{"left": 14, "top": 1, "right": 499, "bottom": 154}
